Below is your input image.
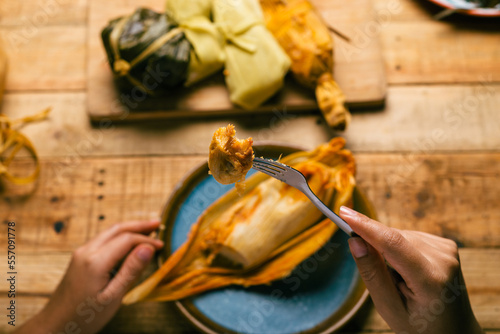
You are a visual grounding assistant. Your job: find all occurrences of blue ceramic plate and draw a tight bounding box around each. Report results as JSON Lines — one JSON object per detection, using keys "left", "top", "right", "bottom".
{"left": 159, "top": 144, "right": 375, "bottom": 334}
{"left": 427, "top": 0, "right": 500, "bottom": 17}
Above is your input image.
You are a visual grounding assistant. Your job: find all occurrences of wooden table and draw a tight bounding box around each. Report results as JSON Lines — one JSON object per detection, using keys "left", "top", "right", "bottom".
{"left": 1, "top": 0, "right": 499, "bottom": 333}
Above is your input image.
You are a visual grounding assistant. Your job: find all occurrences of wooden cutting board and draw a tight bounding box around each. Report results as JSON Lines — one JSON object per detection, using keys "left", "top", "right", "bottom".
{"left": 87, "top": 0, "right": 386, "bottom": 122}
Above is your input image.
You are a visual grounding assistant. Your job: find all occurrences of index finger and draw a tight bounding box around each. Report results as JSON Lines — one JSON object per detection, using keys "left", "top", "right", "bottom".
{"left": 88, "top": 220, "right": 161, "bottom": 251}
{"left": 339, "top": 206, "right": 431, "bottom": 282}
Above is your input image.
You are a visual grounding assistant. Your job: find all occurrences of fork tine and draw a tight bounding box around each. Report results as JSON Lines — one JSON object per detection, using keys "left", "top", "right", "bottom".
{"left": 252, "top": 161, "right": 283, "bottom": 174}
{"left": 253, "top": 157, "right": 287, "bottom": 171}
{"left": 252, "top": 165, "right": 281, "bottom": 178}
{"left": 253, "top": 162, "right": 284, "bottom": 174}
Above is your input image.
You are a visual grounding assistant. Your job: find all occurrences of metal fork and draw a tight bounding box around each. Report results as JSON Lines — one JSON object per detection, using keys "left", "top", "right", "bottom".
{"left": 252, "top": 157, "right": 355, "bottom": 236}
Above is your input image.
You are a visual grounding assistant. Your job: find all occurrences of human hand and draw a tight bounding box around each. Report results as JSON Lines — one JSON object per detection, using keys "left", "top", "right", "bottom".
{"left": 16, "top": 220, "right": 164, "bottom": 334}
{"left": 339, "top": 206, "right": 483, "bottom": 334}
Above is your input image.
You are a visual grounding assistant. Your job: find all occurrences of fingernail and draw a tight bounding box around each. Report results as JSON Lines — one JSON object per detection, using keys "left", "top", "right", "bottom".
{"left": 340, "top": 206, "right": 358, "bottom": 219}
{"left": 349, "top": 237, "right": 368, "bottom": 258}
{"left": 136, "top": 246, "right": 154, "bottom": 262}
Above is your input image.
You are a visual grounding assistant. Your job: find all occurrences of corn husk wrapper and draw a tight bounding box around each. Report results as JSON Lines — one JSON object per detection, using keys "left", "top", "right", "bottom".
{"left": 213, "top": 0, "right": 291, "bottom": 110}
{"left": 0, "top": 45, "right": 6, "bottom": 104}
{"left": 123, "top": 137, "right": 355, "bottom": 304}
{"left": 166, "top": 0, "right": 225, "bottom": 85}
{"left": 259, "top": 0, "right": 351, "bottom": 130}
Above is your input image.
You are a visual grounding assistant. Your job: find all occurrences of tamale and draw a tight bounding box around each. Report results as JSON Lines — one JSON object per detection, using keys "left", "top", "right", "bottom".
{"left": 123, "top": 137, "right": 355, "bottom": 304}
{"left": 101, "top": 8, "right": 191, "bottom": 95}
{"left": 213, "top": 0, "right": 291, "bottom": 109}
{"left": 208, "top": 124, "right": 254, "bottom": 186}
{"left": 259, "top": 0, "right": 351, "bottom": 130}
{"left": 166, "top": 0, "right": 225, "bottom": 85}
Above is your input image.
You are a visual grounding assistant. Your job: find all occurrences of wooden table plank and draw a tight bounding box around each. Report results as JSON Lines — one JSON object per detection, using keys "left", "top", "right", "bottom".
{"left": 0, "top": 0, "right": 87, "bottom": 26}
{"left": 1, "top": 83, "right": 499, "bottom": 158}
{"left": 1, "top": 249, "right": 498, "bottom": 332}
{"left": 3, "top": 248, "right": 498, "bottom": 296}
{"left": 370, "top": 0, "right": 500, "bottom": 84}
{"left": 381, "top": 22, "right": 500, "bottom": 84}
{"left": 1, "top": 153, "right": 499, "bottom": 252}
{"left": 0, "top": 25, "right": 86, "bottom": 91}
{"left": 0, "top": 0, "right": 498, "bottom": 333}
{"left": 1, "top": 295, "right": 498, "bottom": 333}
{"left": 0, "top": 296, "right": 48, "bottom": 332}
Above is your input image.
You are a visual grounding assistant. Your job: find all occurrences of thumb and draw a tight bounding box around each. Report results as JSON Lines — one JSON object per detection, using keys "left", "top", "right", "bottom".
{"left": 101, "top": 244, "right": 155, "bottom": 302}
{"left": 348, "top": 237, "right": 408, "bottom": 326}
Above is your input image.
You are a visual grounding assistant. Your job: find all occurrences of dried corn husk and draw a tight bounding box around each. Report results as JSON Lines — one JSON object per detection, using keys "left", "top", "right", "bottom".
{"left": 0, "top": 44, "right": 7, "bottom": 105}
{"left": 259, "top": 0, "right": 351, "bottom": 130}
{"left": 166, "top": 0, "right": 225, "bottom": 85}
{"left": 214, "top": 0, "right": 291, "bottom": 109}
{"left": 0, "top": 109, "right": 51, "bottom": 185}
{"left": 123, "top": 137, "right": 355, "bottom": 304}
{"left": 0, "top": 45, "right": 51, "bottom": 185}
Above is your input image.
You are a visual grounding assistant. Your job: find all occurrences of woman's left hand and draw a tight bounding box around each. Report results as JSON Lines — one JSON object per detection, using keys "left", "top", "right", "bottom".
{"left": 15, "top": 220, "right": 164, "bottom": 334}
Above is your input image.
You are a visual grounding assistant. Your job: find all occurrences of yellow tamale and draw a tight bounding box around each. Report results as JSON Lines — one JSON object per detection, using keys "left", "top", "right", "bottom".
{"left": 259, "top": 0, "right": 351, "bottom": 130}
{"left": 122, "top": 137, "right": 355, "bottom": 304}
{"left": 208, "top": 124, "right": 254, "bottom": 186}
{"left": 166, "top": 0, "right": 225, "bottom": 85}
{"left": 213, "top": 0, "right": 291, "bottom": 110}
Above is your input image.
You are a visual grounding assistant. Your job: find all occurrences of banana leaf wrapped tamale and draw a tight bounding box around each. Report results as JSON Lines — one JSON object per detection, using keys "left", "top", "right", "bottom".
{"left": 101, "top": 8, "right": 191, "bottom": 94}
{"left": 123, "top": 137, "right": 355, "bottom": 303}
{"left": 213, "top": 0, "right": 291, "bottom": 110}
{"left": 166, "top": 0, "right": 225, "bottom": 85}
{"left": 259, "top": 0, "right": 351, "bottom": 130}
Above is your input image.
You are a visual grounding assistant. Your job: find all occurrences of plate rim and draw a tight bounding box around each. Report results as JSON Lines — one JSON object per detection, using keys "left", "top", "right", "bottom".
{"left": 427, "top": 0, "right": 500, "bottom": 17}
{"left": 158, "top": 142, "right": 374, "bottom": 334}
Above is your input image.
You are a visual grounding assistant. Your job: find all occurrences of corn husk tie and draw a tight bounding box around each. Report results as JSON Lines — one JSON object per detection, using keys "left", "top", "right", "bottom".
{"left": 0, "top": 108, "right": 51, "bottom": 185}
{"left": 166, "top": 0, "right": 225, "bottom": 86}
{"left": 108, "top": 16, "right": 184, "bottom": 95}
{"left": 123, "top": 137, "right": 355, "bottom": 304}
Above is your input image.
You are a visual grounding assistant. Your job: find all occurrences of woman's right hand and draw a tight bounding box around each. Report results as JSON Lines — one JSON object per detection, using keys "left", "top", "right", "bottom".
{"left": 340, "top": 206, "right": 484, "bottom": 334}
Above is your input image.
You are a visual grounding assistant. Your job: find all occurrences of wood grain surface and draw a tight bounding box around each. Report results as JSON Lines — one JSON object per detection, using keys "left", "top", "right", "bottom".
{"left": 0, "top": 248, "right": 499, "bottom": 333}
{"left": 1, "top": 83, "right": 499, "bottom": 158}
{"left": 0, "top": 0, "right": 499, "bottom": 332}
{"left": 1, "top": 153, "right": 499, "bottom": 251}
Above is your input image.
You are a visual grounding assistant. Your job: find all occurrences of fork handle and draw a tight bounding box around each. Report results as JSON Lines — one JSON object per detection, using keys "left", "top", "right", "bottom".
{"left": 299, "top": 186, "right": 355, "bottom": 236}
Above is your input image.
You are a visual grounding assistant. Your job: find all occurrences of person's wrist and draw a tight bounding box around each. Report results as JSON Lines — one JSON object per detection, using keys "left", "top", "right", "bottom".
{"left": 34, "top": 302, "right": 74, "bottom": 334}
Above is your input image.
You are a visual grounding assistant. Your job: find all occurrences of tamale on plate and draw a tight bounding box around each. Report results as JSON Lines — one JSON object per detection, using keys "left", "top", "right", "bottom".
{"left": 123, "top": 137, "right": 356, "bottom": 304}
